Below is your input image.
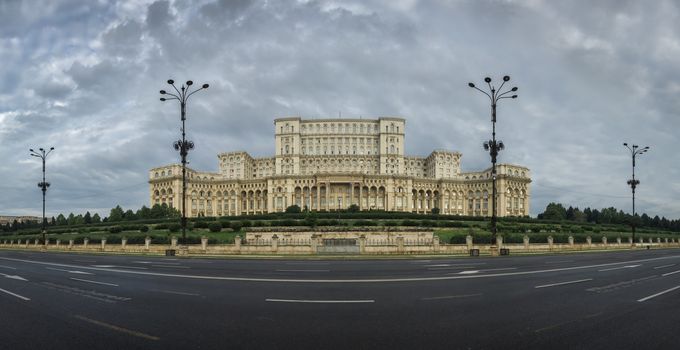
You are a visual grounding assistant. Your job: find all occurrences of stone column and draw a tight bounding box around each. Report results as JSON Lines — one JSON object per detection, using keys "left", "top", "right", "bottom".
{"left": 201, "top": 236, "right": 208, "bottom": 252}
{"left": 350, "top": 184, "right": 355, "bottom": 206}
{"left": 648, "top": 237, "right": 653, "bottom": 244}
{"left": 466, "top": 235, "right": 473, "bottom": 250}
{"left": 568, "top": 236, "right": 574, "bottom": 246}
{"left": 616, "top": 237, "right": 622, "bottom": 246}
{"left": 316, "top": 186, "right": 320, "bottom": 211}
{"left": 396, "top": 235, "right": 404, "bottom": 254}
{"left": 523, "top": 235, "right": 530, "bottom": 249}
{"left": 171, "top": 236, "right": 178, "bottom": 248}
{"left": 586, "top": 236, "right": 592, "bottom": 248}
{"left": 144, "top": 236, "right": 151, "bottom": 251}
{"left": 602, "top": 236, "right": 607, "bottom": 247}
{"left": 271, "top": 234, "right": 279, "bottom": 253}
{"left": 496, "top": 235, "right": 503, "bottom": 247}
{"left": 639, "top": 237, "right": 643, "bottom": 244}
{"left": 235, "top": 235, "right": 241, "bottom": 253}
{"left": 358, "top": 186, "right": 363, "bottom": 210}
{"left": 628, "top": 237, "right": 633, "bottom": 246}
{"left": 310, "top": 234, "right": 318, "bottom": 254}
{"left": 68, "top": 239, "right": 74, "bottom": 249}
{"left": 83, "top": 238, "right": 89, "bottom": 248}
{"left": 433, "top": 235, "right": 440, "bottom": 253}
{"left": 34, "top": 239, "right": 39, "bottom": 246}
{"left": 56, "top": 239, "right": 61, "bottom": 248}
{"left": 101, "top": 239, "right": 106, "bottom": 251}
{"left": 547, "top": 236, "right": 553, "bottom": 250}
{"left": 122, "top": 238, "right": 127, "bottom": 250}
{"left": 657, "top": 237, "right": 661, "bottom": 244}
{"left": 359, "top": 234, "right": 366, "bottom": 254}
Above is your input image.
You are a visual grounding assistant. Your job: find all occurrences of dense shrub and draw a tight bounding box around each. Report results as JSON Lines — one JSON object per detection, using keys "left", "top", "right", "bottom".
{"left": 208, "top": 222, "right": 222, "bottom": 232}
{"left": 230, "top": 222, "right": 242, "bottom": 232}
{"left": 168, "top": 224, "right": 181, "bottom": 232}
{"left": 285, "top": 205, "right": 301, "bottom": 213}
{"left": 140, "top": 225, "right": 149, "bottom": 232}
{"left": 354, "top": 220, "right": 377, "bottom": 226}
{"left": 401, "top": 219, "right": 419, "bottom": 226}
{"left": 108, "top": 226, "right": 122, "bottom": 234}
{"left": 193, "top": 221, "right": 209, "bottom": 229}
{"left": 383, "top": 221, "right": 398, "bottom": 226}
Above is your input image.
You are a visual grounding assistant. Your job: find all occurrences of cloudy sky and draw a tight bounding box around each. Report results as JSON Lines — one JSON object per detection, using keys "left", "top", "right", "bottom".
{"left": 1, "top": 0, "right": 678, "bottom": 219}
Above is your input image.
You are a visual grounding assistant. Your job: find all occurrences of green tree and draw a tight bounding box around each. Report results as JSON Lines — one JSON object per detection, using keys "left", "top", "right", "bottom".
{"left": 74, "top": 214, "right": 85, "bottom": 225}
{"left": 56, "top": 214, "right": 67, "bottom": 226}
{"left": 285, "top": 205, "right": 301, "bottom": 213}
{"left": 83, "top": 212, "right": 92, "bottom": 224}
{"left": 123, "top": 209, "right": 136, "bottom": 221}
{"left": 137, "top": 205, "right": 151, "bottom": 219}
{"left": 92, "top": 213, "right": 101, "bottom": 223}
{"left": 347, "top": 204, "right": 360, "bottom": 212}
{"left": 540, "top": 203, "right": 567, "bottom": 221}
{"left": 67, "top": 213, "right": 76, "bottom": 225}
{"left": 109, "top": 205, "right": 124, "bottom": 222}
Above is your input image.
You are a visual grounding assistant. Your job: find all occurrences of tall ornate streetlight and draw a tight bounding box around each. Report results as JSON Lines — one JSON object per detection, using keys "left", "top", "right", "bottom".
{"left": 30, "top": 147, "right": 55, "bottom": 248}
{"left": 468, "top": 76, "right": 518, "bottom": 251}
{"left": 623, "top": 143, "right": 649, "bottom": 246}
{"left": 160, "top": 79, "right": 209, "bottom": 247}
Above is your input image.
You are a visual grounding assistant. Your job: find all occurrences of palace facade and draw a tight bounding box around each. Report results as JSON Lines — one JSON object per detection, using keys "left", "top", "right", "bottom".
{"left": 149, "top": 117, "right": 531, "bottom": 217}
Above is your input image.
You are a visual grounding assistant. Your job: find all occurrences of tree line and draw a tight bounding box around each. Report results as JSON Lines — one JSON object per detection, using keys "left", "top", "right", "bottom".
{"left": 1, "top": 204, "right": 180, "bottom": 232}
{"left": 537, "top": 202, "right": 680, "bottom": 232}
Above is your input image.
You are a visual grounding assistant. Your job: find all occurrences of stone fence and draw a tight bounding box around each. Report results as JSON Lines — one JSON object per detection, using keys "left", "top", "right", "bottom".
{"left": 1, "top": 235, "right": 679, "bottom": 256}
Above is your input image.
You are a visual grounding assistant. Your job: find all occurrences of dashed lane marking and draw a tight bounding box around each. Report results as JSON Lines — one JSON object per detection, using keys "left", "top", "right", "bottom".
{"left": 69, "top": 277, "right": 119, "bottom": 287}
{"left": 0, "top": 287, "right": 30, "bottom": 301}
{"left": 421, "top": 293, "right": 482, "bottom": 300}
{"left": 266, "top": 298, "right": 374, "bottom": 304}
{"left": 637, "top": 285, "right": 680, "bottom": 302}
{"left": 535, "top": 278, "right": 593, "bottom": 289}
{"left": 653, "top": 264, "right": 676, "bottom": 269}
{"left": 74, "top": 315, "right": 159, "bottom": 341}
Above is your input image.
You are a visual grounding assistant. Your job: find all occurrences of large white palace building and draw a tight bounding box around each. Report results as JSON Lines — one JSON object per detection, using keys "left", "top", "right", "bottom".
{"left": 149, "top": 117, "right": 531, "bottom": 217}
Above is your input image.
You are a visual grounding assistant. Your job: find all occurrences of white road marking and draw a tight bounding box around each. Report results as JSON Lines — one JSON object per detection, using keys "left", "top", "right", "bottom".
{"left": 134, "top": 261, "right": 181, "bottom": 265}
{"left": 69, "top": 278, "right": 119, "bottom": 287}
{"left": 74, "top": 315, "right": 159, "bottom": 341}
{"left": 662, "top": 270, "right": 680, "bottom": 277}
{"left": 2, "top": 254, "right": 679, "bottom": 284}
{"left": 654, "top": 264, "right": 676, "bottom": 270}
{"left": 459, "top": 270, "right": 480, "bottom": 274}
{"left": 276, "top": 269, "right": 330, "bottom": 272}
{"left": 637, "top": 285, "right": 680, "bottom": 302}
{"left": 0, "top": 287, "right": 30, "bottom": 301}
{"left": 46, "top": 267, "right": 93, "bottom": 275}
{"left": 266, "top": 298, "right": 374, "bottom": 303}
{"left": 545, "top": 260, "right": 574, "bottom": 264}
{"left": 421, "top": 293, "right": 482, "bottom": 300}
{"left": 151, "top": 289, "right": 201, "bottom": 296}
{"left": 598, "top": 265, "right": 640, "bottom": 272}
{"left": 73, "top": 260, "right": 96, "bottom": 263}
{"left": 93, "top": 265, "right": 147, "bottom": 270}
{"left": 0, "top": 265, "right": 17, "bottom": 270}
{"left": 284, "top": 262, "right": 330, "bottom": 266}
{"left": 0, "top": 272, "right": 28, "bottom": 281}
{"left": 535, "top": 278, "right": 593, "bottom": 289}
{"left": 151, "top": 265, "right": 189, "bottom": 269}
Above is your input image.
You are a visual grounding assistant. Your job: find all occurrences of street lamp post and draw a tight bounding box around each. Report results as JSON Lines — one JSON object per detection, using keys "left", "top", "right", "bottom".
{"left": 468, "top": 76, "right": 518, "bottom": 252}
{"left": 30, "top": 147, "right": 55, "bottom": 248}
{"left": 623, "top": 143, "right": 649, "bottom": 246}
{"left": 160, "top": 79, "right": 209, "bottom": 247}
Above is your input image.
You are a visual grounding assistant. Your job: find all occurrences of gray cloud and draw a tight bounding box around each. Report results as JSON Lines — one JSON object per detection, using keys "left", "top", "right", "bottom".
{"left": 0, "top": 0, "right": 678, "bottom": 220}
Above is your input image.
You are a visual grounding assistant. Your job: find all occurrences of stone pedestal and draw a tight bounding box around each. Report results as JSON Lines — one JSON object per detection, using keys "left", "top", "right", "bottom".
{"left": 201, "top": 236, "right": 208, "bottom": 252}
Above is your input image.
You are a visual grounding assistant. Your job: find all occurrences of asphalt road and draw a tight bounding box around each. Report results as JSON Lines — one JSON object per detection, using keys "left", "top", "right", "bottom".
{"left": 1, "top": 249, "right": 679, "bottom": 350}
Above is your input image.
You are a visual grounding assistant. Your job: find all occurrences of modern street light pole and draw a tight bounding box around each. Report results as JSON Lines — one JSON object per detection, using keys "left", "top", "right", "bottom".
{"left": 468, "top": 76, "right": 518, "bottom": 252}
{"left": 30, "top": 147, "right": 55, "bottom": 248}
{"left": 623, "top": 143, "right": 649, "bottom": 246}
{"left": 160, "top": 79, "right": 209, "bottom": 247}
